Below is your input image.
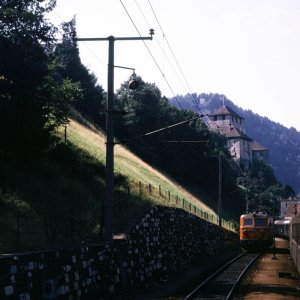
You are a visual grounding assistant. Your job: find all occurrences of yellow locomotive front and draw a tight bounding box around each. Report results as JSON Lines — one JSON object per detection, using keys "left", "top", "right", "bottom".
{"left": 240, "top": 212, "right": 272, "bottom": 251}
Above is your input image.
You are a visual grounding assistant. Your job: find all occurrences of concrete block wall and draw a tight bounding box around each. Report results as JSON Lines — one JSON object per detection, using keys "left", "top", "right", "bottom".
{"left": 122, "top": 205, "right": 239, "bottom": 293}
{"left": 0, "top": 245, "right": 122, "bottom": 299}
{"left": 0, "top": 205, "right": 239, "bottom": 299}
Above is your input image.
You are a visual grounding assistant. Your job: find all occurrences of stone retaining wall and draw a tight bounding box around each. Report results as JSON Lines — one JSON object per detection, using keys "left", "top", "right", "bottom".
{"left": 0, "top": 205, "right": 239, "bottom": 299}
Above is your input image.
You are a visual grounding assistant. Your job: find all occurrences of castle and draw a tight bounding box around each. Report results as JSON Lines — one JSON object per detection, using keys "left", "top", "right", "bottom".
{"left": 207, "top": 105, "right": 268, "bottom": 169}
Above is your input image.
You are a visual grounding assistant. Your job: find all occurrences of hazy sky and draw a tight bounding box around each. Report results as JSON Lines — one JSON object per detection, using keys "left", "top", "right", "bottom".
{"left": 49, "top": 0, "right": 300, "bottom": 130}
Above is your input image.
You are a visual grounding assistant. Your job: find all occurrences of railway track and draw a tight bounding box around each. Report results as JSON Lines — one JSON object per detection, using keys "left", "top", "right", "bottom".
{"left": 183, "top": 252, "right": 261, "bottom": 300}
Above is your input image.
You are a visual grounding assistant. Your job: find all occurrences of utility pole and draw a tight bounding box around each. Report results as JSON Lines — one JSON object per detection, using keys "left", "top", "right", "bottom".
{"left": 245, "top": 189, "right": 249, "bottom": 213}
{"left": 205, "top": 154, "right": 223, "bottom": 227}
{"left": 76, "top": 30, "right": 154, "bottom": 244}
{"left": 272, "top": 197, "right": 277, "bottom": 259}
{"left": 218, "top": 154, "right": 222, "bottom": 227}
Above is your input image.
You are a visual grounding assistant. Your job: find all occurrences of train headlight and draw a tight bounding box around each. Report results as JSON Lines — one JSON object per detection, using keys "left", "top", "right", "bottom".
{"left": 243, "top": 230, "right": 249, "bottom": 235}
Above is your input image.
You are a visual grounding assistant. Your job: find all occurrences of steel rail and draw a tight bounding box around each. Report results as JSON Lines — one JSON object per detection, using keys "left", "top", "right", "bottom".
{"left": 183, "top": 252, "right": 261, "bottom": 300}
{"left": 225, "top": 252, "right": 261, "bottom": 300}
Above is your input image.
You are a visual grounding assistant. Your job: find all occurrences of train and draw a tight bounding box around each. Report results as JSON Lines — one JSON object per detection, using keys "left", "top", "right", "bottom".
{"left": 262, "top": 214, "right": 300, "bottom": 275}
{"left": 240, "top": 212, "right": 273, "bottom": 251}
{"left": 289, "top": 214, "right": 300, "bottom": 275}
{"left": 274, "top": 218, "right": 290, "bottom": 238}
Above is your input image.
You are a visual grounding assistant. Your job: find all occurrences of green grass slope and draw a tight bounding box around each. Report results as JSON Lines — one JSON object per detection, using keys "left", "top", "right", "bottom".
{"left": 0, "top": 114, "right": 233, "bottom": 254}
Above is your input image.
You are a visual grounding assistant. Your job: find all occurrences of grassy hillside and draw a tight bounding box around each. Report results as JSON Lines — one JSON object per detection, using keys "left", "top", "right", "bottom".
{"left": 0, "top": 113, "right": 234, "bottom": 253}
{"left": 67, "top": 117, "right": 214, "bottom": 210}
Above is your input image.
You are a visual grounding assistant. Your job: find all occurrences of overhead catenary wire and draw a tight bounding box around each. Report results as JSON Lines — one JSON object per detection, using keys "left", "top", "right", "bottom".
{"left": 119, "top": 0, "right": 212, "bottom": 143}
{"left": 124, "top": 0, "right": 205, "bottom": 121}
{"left": 119, "top": 0, "right": 183, "bottom": 110}
{"left": 147, "top": 0, "right": 206, "bottom": 119}
{"left": 133, "top": 0, "right": 193, "bottom": 103}
{"left": 119, "top": 116, "right": 202, "bottom": 144}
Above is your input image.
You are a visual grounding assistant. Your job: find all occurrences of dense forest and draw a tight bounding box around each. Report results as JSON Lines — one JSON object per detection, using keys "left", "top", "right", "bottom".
{"left": 0, "top": 0, "right": 294, "bottom": 251}
{"left": 169, "top": 94, "right": 300, "bottom": 194}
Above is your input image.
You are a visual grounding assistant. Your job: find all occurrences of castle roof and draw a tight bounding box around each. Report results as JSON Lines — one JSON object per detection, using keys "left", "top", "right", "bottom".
{"left": 252, "top": 141, "right": 268, "bottom": 151}
{"left": 220, "top": 126, "right": 252, "bottom": 141}
{"left": 209, "top": 105, "right": 244, "bottom": 119}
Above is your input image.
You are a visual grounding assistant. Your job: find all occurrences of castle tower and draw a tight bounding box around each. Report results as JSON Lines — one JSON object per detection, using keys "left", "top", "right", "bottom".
{"left": 208, "top": 105, "right": 253, "bottom": 168}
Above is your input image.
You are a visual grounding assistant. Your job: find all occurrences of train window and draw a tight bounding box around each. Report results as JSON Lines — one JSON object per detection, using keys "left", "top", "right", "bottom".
{"left": 244, "top": 219, "right": 252, "bottom": 225}
{"left": 255, "top": 219, "right": 267, "bottom": 226}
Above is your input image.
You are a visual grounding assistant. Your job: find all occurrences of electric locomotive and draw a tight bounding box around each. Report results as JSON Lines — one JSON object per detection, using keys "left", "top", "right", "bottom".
{"left": 240, "top": 212, "right": 272, "bottom": 251}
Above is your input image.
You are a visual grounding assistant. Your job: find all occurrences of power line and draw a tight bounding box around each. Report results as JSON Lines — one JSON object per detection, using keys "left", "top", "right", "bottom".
{"left": 147, "top": 0, "right": 199, "bottom": 107}
{"left": 120, "top": 116, "right": 202, "bottom": 144}
{"left": 134, "top": 0, "right": 152, "bottom": 29}
{"left": 147, "top": 0, "right": 205, "bottom": 117}
{"left": 133, "top": 0, "right": 192, "bottom": 101}
{"left": 119, "top": 0, "right": 183, "bottom": 110}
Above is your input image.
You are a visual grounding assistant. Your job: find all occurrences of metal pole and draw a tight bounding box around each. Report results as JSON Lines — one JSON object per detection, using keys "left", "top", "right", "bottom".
{"left": 246, "top": 189, "right": 249, "bottom": 213}
{"left": 76, "top": 30, "right": 153, "bottom": 244}
{"left": 218, "top": 155, "right": 222, "bottom": 227}
{"left": 272, "top": 198, "right": 277, "bottom": 259}
{"left": 64, "top": 125, "right": 67, "bottom": 146}
{"left": 104, "top": 36, "right": 115, "bottom": 244}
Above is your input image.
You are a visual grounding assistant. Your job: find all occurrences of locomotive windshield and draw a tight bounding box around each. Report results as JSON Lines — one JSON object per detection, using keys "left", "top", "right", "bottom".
{"left": 255, "top": 218, "right": 268, "bottom": 226}
{"left": 244, "top": 219, "right": 253, "bottom": 225}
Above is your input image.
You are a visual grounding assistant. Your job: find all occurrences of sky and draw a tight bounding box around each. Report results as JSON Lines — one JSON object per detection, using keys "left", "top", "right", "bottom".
{"left": 49, "top": 0, "right": 300, "bottom": 131}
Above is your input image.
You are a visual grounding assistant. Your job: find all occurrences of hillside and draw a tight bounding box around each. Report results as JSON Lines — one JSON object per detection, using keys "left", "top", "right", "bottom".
{"left": 169, "top": 93, "right": 300, "bottom": 194}
{"left": 67, "top": 115, "right": 214, "bottom": 213}
{"left": 1, "top": 113, "right": 234, "bottom": 253}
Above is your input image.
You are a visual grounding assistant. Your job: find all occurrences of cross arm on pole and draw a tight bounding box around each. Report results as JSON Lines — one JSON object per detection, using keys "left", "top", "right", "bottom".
{"left": 116, "top": 36, "right": 153, "bottom": 41}
{"left": 75, "top": 37, "right": 111, "bottom": 42}
{"left": 75, "top": 36, "right": 152, "bottom": 42}
{"left": 75, "top": 29, "right": 154, "bottom": 42}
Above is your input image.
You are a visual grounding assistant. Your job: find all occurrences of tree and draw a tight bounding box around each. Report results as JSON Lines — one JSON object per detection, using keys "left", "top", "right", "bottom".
{"left": 115, "top": 77, "right": 162, "bottom": 138}
{"left": 238, "top": 160, "right": 285, "bottom": 213}
{"left": 0, "top": 0, "right": 56, "bottom": 92}
{"left": 0, "top": 0, "right": 80, "bottom": 156}
{"left": 54, "top": 18, "right": 105, "bottom": 124}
